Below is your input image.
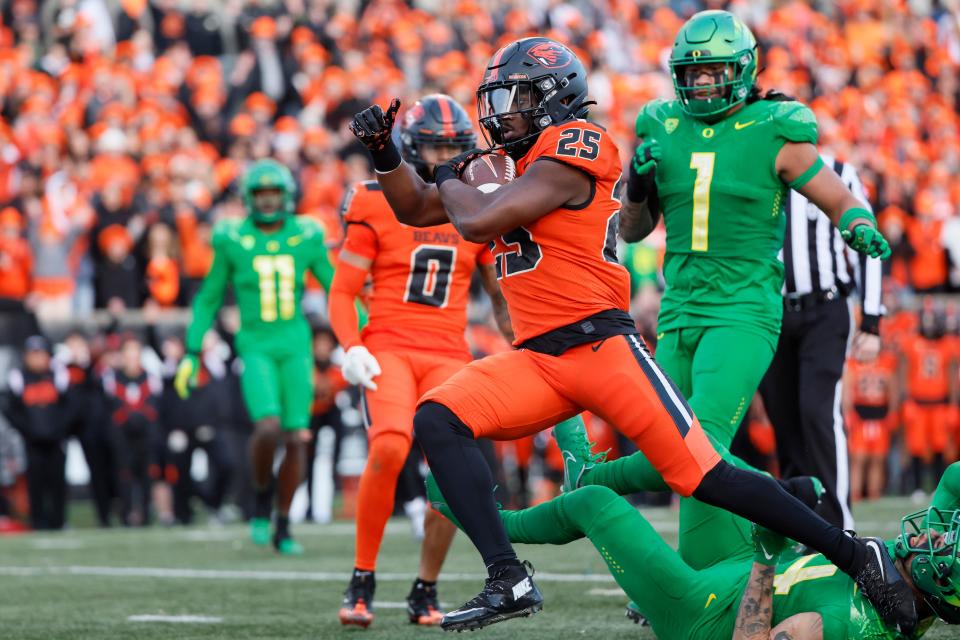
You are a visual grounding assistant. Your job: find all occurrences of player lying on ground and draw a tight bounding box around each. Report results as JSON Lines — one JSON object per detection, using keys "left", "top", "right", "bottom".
{"left": 350, "top": 36, "right": 913, "bottom": 634}
{"left": 333, "top": 92, "right": 588, "bottom": 628}
{"left": 175, "top": 159, "right": 364, "bottom": 554}
{"left": 429, "top": 454, "right": 960, "bottom": 639}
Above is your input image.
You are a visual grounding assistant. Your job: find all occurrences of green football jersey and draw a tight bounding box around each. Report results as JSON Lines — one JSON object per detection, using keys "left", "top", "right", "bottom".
{"left": 688, "top": 548, "right": 917, "bottom": 640}
{"left": 635, "top": 98, "right": 817, "bottom": 334}
{"left": 185, "top": 215, "right": 336, "bottom": 356}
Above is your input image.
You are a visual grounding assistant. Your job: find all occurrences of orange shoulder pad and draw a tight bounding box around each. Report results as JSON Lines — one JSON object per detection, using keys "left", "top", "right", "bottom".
{"left": 521, "top": 120, "right": 620, "bottom": 181}
{"left": 340, "top": 180, "right": 391, "bottom": 226}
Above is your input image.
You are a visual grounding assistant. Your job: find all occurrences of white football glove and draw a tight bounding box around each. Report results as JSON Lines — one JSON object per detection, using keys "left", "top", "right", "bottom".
{"left": 341, "top": 346, "right": 381, "bottom": 391}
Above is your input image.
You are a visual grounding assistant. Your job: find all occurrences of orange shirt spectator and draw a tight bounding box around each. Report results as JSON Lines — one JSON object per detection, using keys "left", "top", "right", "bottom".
{"left": 0, "top": 207, "right": 32, "bottom": 300}
{"left": 905, "top": 216, "right": 948, "bottom": 291}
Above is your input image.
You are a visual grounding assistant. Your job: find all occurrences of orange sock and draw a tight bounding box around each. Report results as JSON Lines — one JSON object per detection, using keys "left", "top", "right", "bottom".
{"left": 354, "top": 432, "right": 411, "bottom": 571}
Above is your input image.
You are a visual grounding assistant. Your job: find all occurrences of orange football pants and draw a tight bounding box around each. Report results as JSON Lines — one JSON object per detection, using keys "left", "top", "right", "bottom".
{"left": 847, "top": 415, "right": 892, "bottom": 457}
{"left": 360, "top": 349, "right": 470, "bottom": 442}
{"left": 421, "top": 334, "right": 720, "bottom": 497}
{"left": 902, "top": 401, "right": 954, "bottom": 457}
{"left": 354, "top": 349, "right": 469, "bottom": 571}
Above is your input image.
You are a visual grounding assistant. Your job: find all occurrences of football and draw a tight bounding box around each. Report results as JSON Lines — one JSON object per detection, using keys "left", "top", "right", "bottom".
{"left": 461, "top": 153, "right": 516, "bottom": 193}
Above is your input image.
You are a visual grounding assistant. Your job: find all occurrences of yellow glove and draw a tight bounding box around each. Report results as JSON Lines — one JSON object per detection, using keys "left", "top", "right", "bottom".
{"left": 174, "top": 353, "right": 200, "bottom": 399}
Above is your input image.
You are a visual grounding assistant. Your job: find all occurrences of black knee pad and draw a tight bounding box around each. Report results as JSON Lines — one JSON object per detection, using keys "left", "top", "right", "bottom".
{"left": 413, "top": 402, "right": 473, "bottom": 446}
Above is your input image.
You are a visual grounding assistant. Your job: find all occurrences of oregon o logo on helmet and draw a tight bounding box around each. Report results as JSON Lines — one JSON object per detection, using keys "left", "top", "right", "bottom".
{"left": 527, "top": 42, "right": 572, "bottom": 68}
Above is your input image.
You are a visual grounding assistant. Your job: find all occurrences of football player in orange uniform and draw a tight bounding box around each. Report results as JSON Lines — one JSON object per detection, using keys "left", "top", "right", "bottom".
{"left": 330, "top": 94, "right": 515, "bottom": 628}
{"left": 900, "top": 304, "right": 959, "bottom": 495}
{"left": 845, "top": 350, "right": 898, "bottom": 501}
{"left": 350, "top": 37, "right": 913, "bottom": 633}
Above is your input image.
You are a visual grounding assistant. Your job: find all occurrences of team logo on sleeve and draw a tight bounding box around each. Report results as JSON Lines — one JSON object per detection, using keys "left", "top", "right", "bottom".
{"left": 527, "top": 42, "right": 573, "bottom": 68}
{"left": 664, "top": 118, "right": 679, "bottom": 134}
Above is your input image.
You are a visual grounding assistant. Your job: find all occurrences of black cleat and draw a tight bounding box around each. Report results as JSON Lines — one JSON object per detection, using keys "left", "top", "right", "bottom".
{"left": 406, "top": 578, "right": 444, "bottom": 625}
{"left": 440, "top": 561, "right": 543, "bottom": 632}
{"left": 624, "top": 600, "right": 650, "bottom": 625}
{"left": 854, "top": 537, "right": 918, "bottom": 636}
{"left": 339, "top": 569, "right": 375, "bottom": 628}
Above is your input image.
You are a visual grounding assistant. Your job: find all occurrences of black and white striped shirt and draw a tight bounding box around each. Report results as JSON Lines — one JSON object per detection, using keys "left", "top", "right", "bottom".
{"left": 779, "top": 156, "right": 884, "bottom": 332}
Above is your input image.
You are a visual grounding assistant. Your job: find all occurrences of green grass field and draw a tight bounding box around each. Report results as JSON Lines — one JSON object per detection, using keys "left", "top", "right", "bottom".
{"left": 0, "top": 496, "right": 953, "bottom": 639}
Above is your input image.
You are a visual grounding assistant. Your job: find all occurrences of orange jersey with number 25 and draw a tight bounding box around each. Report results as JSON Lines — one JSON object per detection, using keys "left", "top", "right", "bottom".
{"left": 491, "top": 121, "right": 630, "bottom": 344}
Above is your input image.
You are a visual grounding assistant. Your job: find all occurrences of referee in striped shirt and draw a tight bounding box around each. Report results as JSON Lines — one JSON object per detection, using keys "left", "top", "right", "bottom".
{"left": 755, "top": 156, "right": 883, "bottom": 530}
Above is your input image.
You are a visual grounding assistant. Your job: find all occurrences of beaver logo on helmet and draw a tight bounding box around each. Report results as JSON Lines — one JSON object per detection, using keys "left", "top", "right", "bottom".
{"left": 527, "top": 42, "right": 572, "bottom": 68}
{"left": 476, "top": 37, "right": 592, "bottom": 158}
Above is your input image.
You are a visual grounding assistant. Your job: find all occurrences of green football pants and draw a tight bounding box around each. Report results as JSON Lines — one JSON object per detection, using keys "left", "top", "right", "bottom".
{"left": 498, "top": 486, "right": 742, "bottom": 640}
{"left": 635, "top": 325, "right": 775, "bottom": 568}
{"left": 655, "top": 325, "right": 776, "bottom": 445}
{"left": 240, "top": 349, "right": 315, "bottom": 429}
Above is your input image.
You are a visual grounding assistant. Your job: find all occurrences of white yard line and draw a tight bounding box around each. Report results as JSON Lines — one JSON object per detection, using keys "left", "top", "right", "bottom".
{"left": 128, "top": 615, "right": 222, "bottom": 624}
{"left": 587, "top": 588, "right": 626, "bottom": 597}
{"left": 0, "top": 565, "right": 616, "bottom": 583}
{"left": 30, "top": 539, "right": 85, "bottom": 549}
{"left": 373, "top": 601, "right": 450, "bottom": 609}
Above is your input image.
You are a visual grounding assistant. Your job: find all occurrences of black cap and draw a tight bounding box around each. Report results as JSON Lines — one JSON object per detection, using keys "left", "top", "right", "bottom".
{"left": 24, "top": 335, "right": 51, "bottom": 353}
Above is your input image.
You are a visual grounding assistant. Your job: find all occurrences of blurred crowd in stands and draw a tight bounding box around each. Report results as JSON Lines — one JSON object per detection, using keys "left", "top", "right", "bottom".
{"left": 0, "top": 0, "right": 958, "bottom": 530}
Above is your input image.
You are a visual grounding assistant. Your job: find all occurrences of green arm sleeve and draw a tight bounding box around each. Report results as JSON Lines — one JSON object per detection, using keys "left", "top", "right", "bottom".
{"left": 185, "top": 238, "right": 230, "bottom": 353}
{"left": 930, "top": 462, "right": 960, "bottom": 511}
{"left": 308, "top": 230, "right": 369, "bottom": 329}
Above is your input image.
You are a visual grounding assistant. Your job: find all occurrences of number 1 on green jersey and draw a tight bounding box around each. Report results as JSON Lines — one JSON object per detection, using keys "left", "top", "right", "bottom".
{"left": 689, "top": 152, "right": 716, "bottom": 252}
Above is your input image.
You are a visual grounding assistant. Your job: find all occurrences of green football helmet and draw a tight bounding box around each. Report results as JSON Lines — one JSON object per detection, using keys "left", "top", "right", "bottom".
{"left": 669, "top": 10, "right": 758, "bottom": 122}
{"left": 241, "top": 158, "right": 296, "bottom": 224}
{"left": 895, "top": 507, "right": 960, "bottom": 624}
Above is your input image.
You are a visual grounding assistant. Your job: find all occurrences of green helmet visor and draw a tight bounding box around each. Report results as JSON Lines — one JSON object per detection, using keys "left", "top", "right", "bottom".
{"left": 896, "top": 507, "right": 960, "bottom": 623}
{"left": 670, "top": 53, "right": 754, "bottom": 120}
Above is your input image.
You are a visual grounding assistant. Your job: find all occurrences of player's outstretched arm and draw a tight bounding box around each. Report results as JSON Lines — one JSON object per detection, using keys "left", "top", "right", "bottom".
{"left": 435, "top": 159, "right": 590, "bottom": 244}
{"left": 349, "top": 98, "right": 449, "bottom": 228}
{"left": 777, "top": 142, "right": 890, "bottom": 259}
{"left": 478, "top": 263, "right": 514, "bottom": 343}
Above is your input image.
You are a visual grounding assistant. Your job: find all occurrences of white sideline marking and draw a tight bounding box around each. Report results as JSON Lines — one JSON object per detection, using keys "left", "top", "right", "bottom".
{"left": 374, "top": 601, "right": 450, "bottom": 609}
{"left": 587, "top": 588, "right": 625, "bottom": 597}
{"left": 128, "top": 614, "right": 222, "bottom": 624}
{"left": 0, "top": 565, "right": 616, "bottom": 584}
{"left": 30, "top": 538, "right": 85, "bottom": 549}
